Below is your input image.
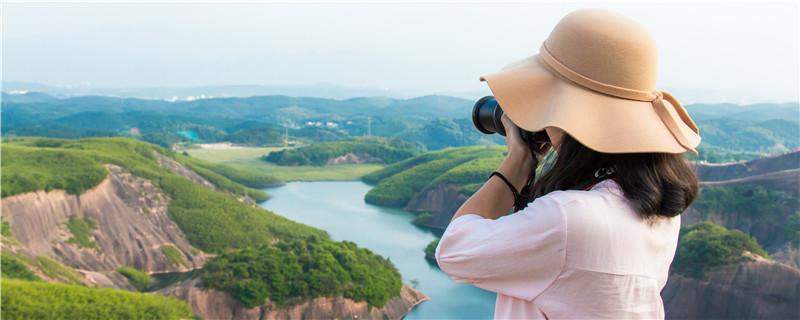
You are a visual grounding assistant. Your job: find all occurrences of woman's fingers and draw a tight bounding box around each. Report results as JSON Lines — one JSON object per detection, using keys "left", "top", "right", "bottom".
{"left": 500, "top": 114, "right": 526, "bottom": 149}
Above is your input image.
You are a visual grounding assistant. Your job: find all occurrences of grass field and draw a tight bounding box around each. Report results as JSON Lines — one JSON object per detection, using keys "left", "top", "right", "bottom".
{"left": 185, "top": 147, "right": 282, "bottom": 163}
{"left": 186, "top": 146, "right": 384, "bottom": 181}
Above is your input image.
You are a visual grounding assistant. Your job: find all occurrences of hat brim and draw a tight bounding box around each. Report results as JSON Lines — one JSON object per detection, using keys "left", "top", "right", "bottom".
{"left": 480, "top": 55, "right": 701, "bottom": 154}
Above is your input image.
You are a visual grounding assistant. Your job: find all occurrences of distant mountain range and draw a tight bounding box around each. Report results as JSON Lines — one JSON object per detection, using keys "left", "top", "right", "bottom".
{"left": 1, "top": 81, "right": 486, "bottom": 101}
{"left": 2, "top": 90, "right": 797, "bottom": 158}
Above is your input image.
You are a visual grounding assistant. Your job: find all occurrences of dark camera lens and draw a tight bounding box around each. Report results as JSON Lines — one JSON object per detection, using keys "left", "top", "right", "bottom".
{"left": 472, "top": 96, "right": 508, "bottom": 136}
{"left": 472, "top": 96, "right": 550, "bottom": 144}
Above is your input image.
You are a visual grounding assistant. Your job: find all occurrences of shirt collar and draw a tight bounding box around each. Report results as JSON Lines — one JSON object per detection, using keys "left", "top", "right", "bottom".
{"left": 590, "top": 179, "right": 625, "bottom": 197}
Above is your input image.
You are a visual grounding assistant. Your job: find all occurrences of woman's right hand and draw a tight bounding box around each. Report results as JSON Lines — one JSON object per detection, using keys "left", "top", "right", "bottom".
{"left": 500, "top": 114, "right": 551, "bottom": 164}
{"left": 498, "top": 114, "right": 551, "bottom": 190}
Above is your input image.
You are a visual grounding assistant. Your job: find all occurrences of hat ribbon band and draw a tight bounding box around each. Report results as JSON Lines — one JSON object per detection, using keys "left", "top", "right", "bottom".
{"left": 538, "top": 43, "right": 699, "bottom": 152}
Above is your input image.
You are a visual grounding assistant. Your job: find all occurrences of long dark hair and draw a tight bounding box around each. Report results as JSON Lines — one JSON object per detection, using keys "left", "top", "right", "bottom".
{"left": 532, "top": 134, "right": 699, "bottom": 219}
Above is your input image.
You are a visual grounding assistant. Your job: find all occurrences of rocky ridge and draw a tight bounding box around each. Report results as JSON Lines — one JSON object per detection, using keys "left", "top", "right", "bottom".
{"left": 159, "top": 278, "right": 428, "bottom": 320}
{"left": 1, "top": 164, "right": 206, "bottom": 288}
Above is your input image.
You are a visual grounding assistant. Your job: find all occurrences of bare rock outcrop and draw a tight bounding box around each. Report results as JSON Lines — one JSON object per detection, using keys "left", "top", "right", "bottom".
{"left": 662, "top": 254, "right": 800, "bottom": 319}
{"left": 1, "top": 165, "right": 206, "bottom": 283}
{"left": 405, "top": 184, "right": 469, "bottom": 231}
{"left": 154, "top": 152, "right": 217, "bottom": 191}
{"left": 326, "top": 153, "right": 383, "bottom": 165}
{"left": 159, "top": 278, "right": 429, "bottom": 320}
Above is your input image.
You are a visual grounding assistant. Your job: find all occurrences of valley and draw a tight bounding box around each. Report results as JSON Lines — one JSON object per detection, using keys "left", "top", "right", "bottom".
{"left": 0, "top": 138, "right": 421, "bottom": 319}
{"left": 1, "top": 92, "right": 798, "bottom": 319}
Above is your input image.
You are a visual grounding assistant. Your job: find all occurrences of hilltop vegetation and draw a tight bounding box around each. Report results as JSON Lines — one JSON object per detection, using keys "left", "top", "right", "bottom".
{"left": 672, "top": 222, "right": 770, "bottom": 278}
{"left": 265, "top": 138, "right": 420, "bottom": 166}
{"left": 201, "top": 236, "right": 402, "bottom": 308}
{"left": 1, "top": 279, "right": 193, "bottom": 320}
{"left": 364, "top": 146, "right": 504, "bottom": 207}
{"left": 0, "top": 141, "right": 108, "bottom": 197}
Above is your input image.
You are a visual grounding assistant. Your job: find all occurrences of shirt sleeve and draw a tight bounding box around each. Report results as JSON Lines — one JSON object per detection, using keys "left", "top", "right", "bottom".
{"left": 435, "top": 195, "right": 567, "bottom": 301}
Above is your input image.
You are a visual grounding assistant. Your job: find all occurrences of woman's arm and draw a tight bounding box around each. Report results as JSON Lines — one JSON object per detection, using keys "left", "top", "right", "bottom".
{"left": 451, "top": 115, "right": 548, "bottom": 221}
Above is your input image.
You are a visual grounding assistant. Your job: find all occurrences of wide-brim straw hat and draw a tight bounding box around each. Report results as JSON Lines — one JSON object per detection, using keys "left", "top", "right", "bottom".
{"left": 480, "top": 9, "right": 700, "bottom": 154}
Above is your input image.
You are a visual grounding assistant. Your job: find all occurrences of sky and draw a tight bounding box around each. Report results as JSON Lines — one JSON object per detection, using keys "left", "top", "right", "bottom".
{"left": 2, "top": 1, "right": 799, "bottom": 103}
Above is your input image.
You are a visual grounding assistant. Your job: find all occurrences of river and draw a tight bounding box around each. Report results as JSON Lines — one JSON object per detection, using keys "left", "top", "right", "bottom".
{"left": 261, "top": 181, "right": 496, "bottom": 319}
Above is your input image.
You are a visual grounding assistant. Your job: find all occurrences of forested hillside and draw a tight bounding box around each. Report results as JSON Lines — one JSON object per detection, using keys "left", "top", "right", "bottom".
{"left": 363, "top": 146, "right": 504, "bottom": 207}
{"left": 265, "top": 138, "right": 420, "bottom": 166}
{"left": 0, "top": 137, "right": 406, "bottom": 318}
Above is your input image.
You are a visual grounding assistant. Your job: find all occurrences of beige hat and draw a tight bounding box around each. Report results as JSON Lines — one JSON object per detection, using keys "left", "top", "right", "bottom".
{"left": 480, "top": 9, "right": 700, "bottom": 154}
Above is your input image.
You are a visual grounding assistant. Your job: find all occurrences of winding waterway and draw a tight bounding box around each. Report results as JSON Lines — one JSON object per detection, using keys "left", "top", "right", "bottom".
{"left": 261, "top": 181, "right": 496, "bottom": 319}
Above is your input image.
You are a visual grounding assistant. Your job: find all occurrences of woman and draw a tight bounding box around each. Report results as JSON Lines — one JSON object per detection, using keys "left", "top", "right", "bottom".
{"left": 435, "top": 9, "right": 701, "bottom": 319}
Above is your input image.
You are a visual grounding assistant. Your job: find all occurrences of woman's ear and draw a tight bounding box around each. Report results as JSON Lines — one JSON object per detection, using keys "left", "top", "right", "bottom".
{"left": 545, "top": 127, "right": 565, "bottom": 150}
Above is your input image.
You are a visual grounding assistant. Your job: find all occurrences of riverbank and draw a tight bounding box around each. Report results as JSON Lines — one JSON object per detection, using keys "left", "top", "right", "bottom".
{"left": 260, "top": 181, "right": 496, "bottom": 319}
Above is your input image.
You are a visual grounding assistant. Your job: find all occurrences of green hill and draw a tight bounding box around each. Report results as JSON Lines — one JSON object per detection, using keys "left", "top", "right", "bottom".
{"left": 201, "top": 236, "right": 401, "bottom": 308}
{"left": 1, "top": 279, "right": 193, "bottom": 320}
{"left": 363, "top": 146, "right": 505, "bottom": 207}
{"left": 1, "top": 137, "right": 403, "bottom": 311}
{"left": 265, "top": 138, "right": 420, "bottom": 166}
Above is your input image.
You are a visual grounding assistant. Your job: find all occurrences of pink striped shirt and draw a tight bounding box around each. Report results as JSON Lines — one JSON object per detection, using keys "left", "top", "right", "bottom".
{"left": 436, "top": 179, "right": 680, "bottom": 319}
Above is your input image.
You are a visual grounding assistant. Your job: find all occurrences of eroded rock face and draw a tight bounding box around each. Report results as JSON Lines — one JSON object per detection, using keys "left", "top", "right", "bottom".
{"left": 662, "top": 255, "right": 800, "bottom": 319}
{"left": 159, "top": 278, "right": 429, "bottom": 320}
{"left": 1, "top": 165, "right": 206, "bottom": 281}
{"left": 405, "top": 184, "right": 469, "bottom": 231}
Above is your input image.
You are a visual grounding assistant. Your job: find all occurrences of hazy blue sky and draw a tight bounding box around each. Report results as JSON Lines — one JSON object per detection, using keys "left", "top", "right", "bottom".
{"left": 3, "top": 1, "right": 798, "bottom": 103}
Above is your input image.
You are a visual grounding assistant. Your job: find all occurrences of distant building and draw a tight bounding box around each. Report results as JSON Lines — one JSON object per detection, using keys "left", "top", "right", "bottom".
{"left": 129, "top": 127, "right": 141, "bottom": 136}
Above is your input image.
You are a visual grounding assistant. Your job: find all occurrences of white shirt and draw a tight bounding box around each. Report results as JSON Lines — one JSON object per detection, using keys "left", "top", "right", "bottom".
{"left": 436, "top": 179, "right": 681, "bottom": 319}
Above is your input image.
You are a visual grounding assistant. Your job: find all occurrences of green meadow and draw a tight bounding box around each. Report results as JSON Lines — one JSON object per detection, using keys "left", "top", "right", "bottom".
{"left": 186, "top": 146, "right": 384, "bottom": 181}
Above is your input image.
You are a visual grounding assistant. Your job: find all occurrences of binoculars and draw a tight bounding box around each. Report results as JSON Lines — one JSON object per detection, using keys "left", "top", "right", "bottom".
{"left": 471, "top": 96, "right": 550, "bottom": 144}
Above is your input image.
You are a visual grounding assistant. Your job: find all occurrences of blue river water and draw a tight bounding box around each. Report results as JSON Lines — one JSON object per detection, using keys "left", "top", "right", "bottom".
{"left": 260, "top": 181, "right": 496, "bottom": 319}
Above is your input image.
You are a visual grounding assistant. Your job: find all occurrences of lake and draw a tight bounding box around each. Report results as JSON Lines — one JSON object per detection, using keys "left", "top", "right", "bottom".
{"left": 261, "top": 181, "right": 496, "bottom": 319}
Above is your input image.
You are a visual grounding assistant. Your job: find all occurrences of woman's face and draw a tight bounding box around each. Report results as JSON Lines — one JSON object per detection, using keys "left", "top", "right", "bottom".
{"left": 545, "top": 127, "right": 565, "bottom": 151}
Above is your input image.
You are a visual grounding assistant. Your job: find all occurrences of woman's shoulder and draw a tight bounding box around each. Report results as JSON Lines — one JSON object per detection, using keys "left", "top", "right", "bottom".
{"left": 531, "top": 179, "right": 626, "bottom": 210}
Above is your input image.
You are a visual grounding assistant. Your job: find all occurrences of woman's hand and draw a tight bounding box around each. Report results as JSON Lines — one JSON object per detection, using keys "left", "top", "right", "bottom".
{"left": 498, "top": 114, "right": 551, "bottom": 190}
{"left": 450, "top": 114, "right": 553, "bottom": 222}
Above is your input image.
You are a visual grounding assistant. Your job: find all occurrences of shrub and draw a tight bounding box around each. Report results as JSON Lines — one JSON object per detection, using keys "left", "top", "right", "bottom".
{"left": 672, "top": 221, "right": 770, "bottom": 278}
{"left": 424, "top": 239, "right": 440, "bottom": 267}
{"left": 33, "top": 256, "right": 84, "bottom": 285}
{"left": 117, "top": 266, "right": 152, "bottom": 291}
{"left": 1, "top": 252, "right": 41, "bottom": 281}
{"left": 65, "top": 217, "right": 99, "bottom": 251}
{"left": 412, "top": 212, "right": 434, "bottom": 227}
{"left": 160, "top": 245, "right": 190, "bottom": 269}
{"left": 1, "top": 218, "right": 13, "bottom": 237}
